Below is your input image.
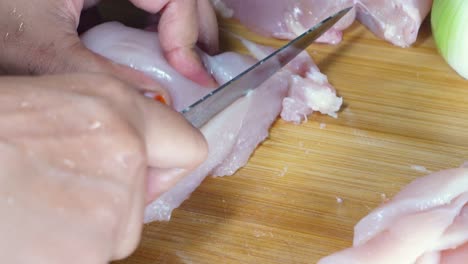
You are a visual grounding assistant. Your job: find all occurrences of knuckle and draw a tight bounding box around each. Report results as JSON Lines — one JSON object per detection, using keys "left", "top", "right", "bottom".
{"left": 75, "top": 73, "right": 146, "bottom": 174}
{"left": 80, "top": 91, "right": 145, "bottom": 162}
{"left": 87, "top": 185, "right": 133, "bottom": 239}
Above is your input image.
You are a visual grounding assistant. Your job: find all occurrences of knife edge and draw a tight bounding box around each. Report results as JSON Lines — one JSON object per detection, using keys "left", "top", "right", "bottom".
{"left": 182, "top": 7, "right": 353, "bottom": 128}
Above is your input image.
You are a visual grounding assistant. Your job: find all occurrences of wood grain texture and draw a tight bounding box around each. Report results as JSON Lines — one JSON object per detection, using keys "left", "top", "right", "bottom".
{"left": 114, "top": 17, "right": 468, "bottom": 264}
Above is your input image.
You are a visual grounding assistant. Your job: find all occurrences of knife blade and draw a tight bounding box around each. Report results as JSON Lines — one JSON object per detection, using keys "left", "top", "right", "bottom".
{"left": 182, "top": 7, "right": 353, "bottom": 128}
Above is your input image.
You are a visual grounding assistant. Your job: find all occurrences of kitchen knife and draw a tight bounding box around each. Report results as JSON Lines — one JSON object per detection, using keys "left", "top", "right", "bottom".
{"left": 182, "top": 7, "right": 353, "bottom": 128}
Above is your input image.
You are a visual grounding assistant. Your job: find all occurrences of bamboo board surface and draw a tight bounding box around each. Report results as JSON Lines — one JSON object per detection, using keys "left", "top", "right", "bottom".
{"left": 114, "top": 17, "right": 468, "bottom": 264}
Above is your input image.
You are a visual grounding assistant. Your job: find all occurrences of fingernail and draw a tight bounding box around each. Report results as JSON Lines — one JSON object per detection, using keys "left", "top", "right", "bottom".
{"left": 192, "top": 66, "right": 218, "bottom": 88}
{"left": 201, "top": 74, "right": 218, "bottom": 88}
{"left": 169, "top": 47, "right": 218, "bottom": 88}
{"left": 190, "top": 49, "right": 218, "bottom": 88}
{"left": 196, "top": 76, "right": 218, "bottom": 89}
{"left": 194, "top": 48, "right": 219, "bottom": 88}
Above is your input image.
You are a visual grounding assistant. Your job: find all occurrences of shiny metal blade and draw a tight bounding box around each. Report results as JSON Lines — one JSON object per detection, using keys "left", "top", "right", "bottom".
{"left": 182, "top": 7, "right": 352, "bottom": 128}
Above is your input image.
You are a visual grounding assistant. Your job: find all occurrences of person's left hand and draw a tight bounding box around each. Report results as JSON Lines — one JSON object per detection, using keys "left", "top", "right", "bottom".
{"left": 0, "top": 73, "right": 208, "bottom": 263}
{"left": 0, "top": 0, "right": 219, "bottom": 91}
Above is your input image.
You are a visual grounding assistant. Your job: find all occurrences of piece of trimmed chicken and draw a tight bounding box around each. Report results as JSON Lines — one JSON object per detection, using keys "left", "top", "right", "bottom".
{"left": 211, "top": 0, "right": 432, "bottom": 47}
{"left": 318, "top": 167, "right": 468, "bottom": 264}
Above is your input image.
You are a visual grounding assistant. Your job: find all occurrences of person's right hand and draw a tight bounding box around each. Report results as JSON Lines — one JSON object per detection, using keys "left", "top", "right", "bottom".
{"left": 0, "top": 73, "right": 207, "bottom": 263}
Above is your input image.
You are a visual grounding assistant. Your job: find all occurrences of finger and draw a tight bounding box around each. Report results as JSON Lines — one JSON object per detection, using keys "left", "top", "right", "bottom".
{"left": 136, "top": 0, "right": 219, "bottom": 53}
{"left": 127, "top": 0, "right": 168, "bottom": 13}
{"left": 138, "top": 96, "right": 208, "bottom": 169}
{"left": 156, "top": 0, "right": 218, "bottom": 87}
{"left": 196, "top": 0, "right": 219, "bottom": 55}
{"left": 136, "top": 96, "right": 208, "bottom": 202}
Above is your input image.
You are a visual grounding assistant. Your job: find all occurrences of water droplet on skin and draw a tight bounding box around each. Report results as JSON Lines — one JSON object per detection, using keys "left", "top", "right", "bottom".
{"left": 88, "top": 121, "right": 102, "bottom": 130}
{"left": 20, "top": 101, "right": 29, "bottom": 108}
{"left": 4, "top": 32, "right": 9, "bottom": 41}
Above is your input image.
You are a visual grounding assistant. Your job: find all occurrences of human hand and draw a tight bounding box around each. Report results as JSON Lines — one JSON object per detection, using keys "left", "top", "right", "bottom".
{"left": 0, "top": 0, "right": 218, "bottom": 90}
{"left": 0, "top": 73, "right": 207, "bottom": 263}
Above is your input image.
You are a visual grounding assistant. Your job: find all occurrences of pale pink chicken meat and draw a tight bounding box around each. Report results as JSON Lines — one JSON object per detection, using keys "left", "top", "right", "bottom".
{"left": 80, "top": 22, "right": 342, "bottom": 221}
{"left": 212, "top": 0, "right": 432, "bottom": 47}
{"left": 211, "top": 0, "right": 356, "bottom": 45}
{"left": 318, "top": 168, "right": 468, "bottom": 264}
{"left": 355, "top": 0, "right": 433, "bottom": 47}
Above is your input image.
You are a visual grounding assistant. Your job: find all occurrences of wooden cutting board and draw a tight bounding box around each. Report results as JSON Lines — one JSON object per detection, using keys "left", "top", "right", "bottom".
{"left": 114, "top": 16, "right": 468, "bottom": 264}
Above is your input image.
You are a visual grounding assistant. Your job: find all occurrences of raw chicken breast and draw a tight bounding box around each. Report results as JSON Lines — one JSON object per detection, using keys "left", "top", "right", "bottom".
{"left": 318, "top": 168, "right": 468, "bottom": 264}
{"left": 355, "top": 0, "right": 433, "bottom": 47}
{"left": 212, "top": 0, "right": 432, "bottom": 47}
{"left": 80, "top": 22, "right": 342, "bottom": 221}
{"left": 211, "top": 0, "right": 356, "bottom": 45}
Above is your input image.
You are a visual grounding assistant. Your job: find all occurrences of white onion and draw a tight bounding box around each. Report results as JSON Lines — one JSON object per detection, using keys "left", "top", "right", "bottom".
{"left": 431, "top": 0, "right": 468, "bottom": 79}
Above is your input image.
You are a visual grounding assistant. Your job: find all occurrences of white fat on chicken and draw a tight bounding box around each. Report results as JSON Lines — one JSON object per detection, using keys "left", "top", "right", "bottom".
{"left": 318, "top": 167, "right": 468, "bottom": 264}
{"left": 81, "top": 22, "right": 340, "bottom": 221}
{"left": 238, "top": 37, "right": 342, "bottom": 123}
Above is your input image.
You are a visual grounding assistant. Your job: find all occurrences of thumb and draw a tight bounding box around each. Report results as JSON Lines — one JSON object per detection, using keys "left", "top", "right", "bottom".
{"left": 135, "top": 95, "right": 208, "bottom": 202}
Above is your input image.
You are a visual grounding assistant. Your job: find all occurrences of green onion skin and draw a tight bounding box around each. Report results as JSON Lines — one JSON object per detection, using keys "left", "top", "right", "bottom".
{"left": 431, "top": 0, "right": 468, "bottom": 79}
